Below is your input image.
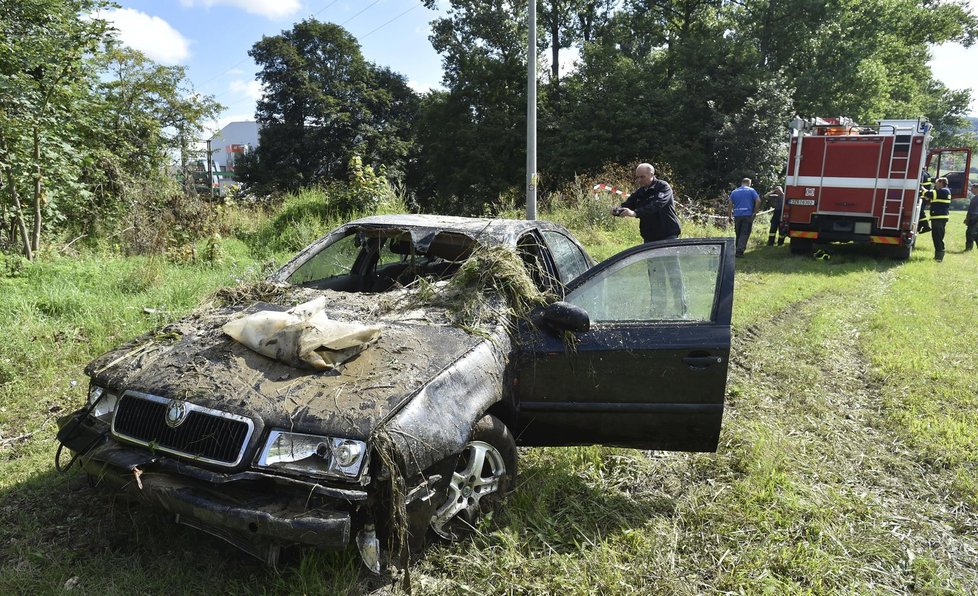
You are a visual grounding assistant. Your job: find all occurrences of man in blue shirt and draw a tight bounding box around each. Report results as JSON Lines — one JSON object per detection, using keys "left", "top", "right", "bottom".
{"left": 728, "top": 178, "right": 760, "bottom": 257}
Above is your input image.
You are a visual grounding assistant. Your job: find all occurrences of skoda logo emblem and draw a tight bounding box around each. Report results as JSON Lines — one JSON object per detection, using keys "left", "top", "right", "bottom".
{"left": 165, "top": 400, "right": 189, "bottom": 428}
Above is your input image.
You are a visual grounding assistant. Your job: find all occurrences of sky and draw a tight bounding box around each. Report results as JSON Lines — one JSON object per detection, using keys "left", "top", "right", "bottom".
{"left": 97, "top": 0, "right": 978, "bottom": 140}
{"left": 929, "top": 0, "right": 978, "bottom": 121}
{"left": 96, "top": 0, "right": 448, "bottom": 135}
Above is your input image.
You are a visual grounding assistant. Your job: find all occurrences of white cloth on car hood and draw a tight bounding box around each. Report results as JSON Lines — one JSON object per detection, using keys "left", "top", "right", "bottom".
{"left": 222, "top": 296, "right": 382, "bottom": 370}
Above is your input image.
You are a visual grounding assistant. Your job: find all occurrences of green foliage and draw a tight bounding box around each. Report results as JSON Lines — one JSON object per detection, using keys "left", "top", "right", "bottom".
{"left": 239, "top": 20, "right": 420, "bottom": 196}
{"left": 242, "top": 176, "right": 409, "bottom": 259}
{"left": 3, "top": 203, "right": 978, "bottom": 592}
{"left": 410, "top": 0, "right": 978, "bottom": 214}
{"left": 0, "top": 4, "right": 221, "bottom": 259}
{"left": 414, "top": 1, "right": 530, "bottom": 214}
{"left": 0, "top": 0, "right": 112, "bottom": 258}
{"left": 712, "top": 76, "right": 795, "bottom": 191}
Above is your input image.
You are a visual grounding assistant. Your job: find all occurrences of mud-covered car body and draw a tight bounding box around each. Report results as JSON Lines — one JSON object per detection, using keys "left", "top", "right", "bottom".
{"left": 56, "top": 214, "right": 735, "bottom": 566}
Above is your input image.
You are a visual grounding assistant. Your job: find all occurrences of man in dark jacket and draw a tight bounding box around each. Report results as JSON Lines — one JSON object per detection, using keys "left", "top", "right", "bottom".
{"left": 613, "top": 163, "right": 686, "bottom": 316}
{"left": 966, "top": 182, "right": 978, "bottom": 252}
{"left": 613, "top": 163, "right": 682, "bottom": 242}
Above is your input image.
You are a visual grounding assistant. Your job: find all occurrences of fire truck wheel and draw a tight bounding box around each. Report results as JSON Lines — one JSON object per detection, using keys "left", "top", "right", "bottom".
{"left": 891, "top": 244, "right": 913, "bottom": 260}
{"left": 789, "top": 238, "right": 813, "bottom": 255}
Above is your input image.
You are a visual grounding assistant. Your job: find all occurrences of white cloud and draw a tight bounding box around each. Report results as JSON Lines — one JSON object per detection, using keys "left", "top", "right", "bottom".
{"left": 537, "top": 46, "right": 582, "bottom": 82}
{"left": 229, "top": 79, "right": 265, "bottom": 102}
{"left": 407, "top": 80, "right": 433, "bottom": 94}
{"left": 179, "top": 0, "right": 302, "bottom": 19}
{"left": 103, "top": 9, "right": 190, "bottom": 65}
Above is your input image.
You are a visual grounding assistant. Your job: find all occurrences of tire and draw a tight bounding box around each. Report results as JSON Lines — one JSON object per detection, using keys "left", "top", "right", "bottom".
{"left": 429, "top": 414, "right": 516, "bottom": 541}
{"left": 789, "top": 237, "right": 813, "bottom": 255}
{"left": 891, "top": 238, "right": 914, "bottom": 260}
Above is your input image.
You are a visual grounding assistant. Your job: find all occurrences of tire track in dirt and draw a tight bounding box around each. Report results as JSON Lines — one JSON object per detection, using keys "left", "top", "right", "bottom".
{"left": 725, "top": 268, "right": 978, "bottom": 591}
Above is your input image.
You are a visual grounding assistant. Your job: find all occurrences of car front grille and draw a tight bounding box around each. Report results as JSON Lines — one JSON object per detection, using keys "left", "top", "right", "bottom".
{"left": 112, "top": 391, "right": 255, "bottom": 467}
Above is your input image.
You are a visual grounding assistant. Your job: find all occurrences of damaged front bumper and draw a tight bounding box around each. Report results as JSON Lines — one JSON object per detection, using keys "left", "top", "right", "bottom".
{"left": 56, "top": 411, "right": 368, "bottom": 565}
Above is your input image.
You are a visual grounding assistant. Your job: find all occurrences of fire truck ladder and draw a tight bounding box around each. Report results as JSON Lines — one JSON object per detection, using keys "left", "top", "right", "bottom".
{"left": 880, "top": 126, "right": 914, "bottom": 230}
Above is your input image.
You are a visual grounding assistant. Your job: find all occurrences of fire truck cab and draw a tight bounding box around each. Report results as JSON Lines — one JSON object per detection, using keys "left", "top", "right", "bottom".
{"left": 780, "top": 116, "right": 972, "bottom": 259}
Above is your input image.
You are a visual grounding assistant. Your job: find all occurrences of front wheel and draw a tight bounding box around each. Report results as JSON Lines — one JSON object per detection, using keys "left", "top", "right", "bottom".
{"left": 429, "top": 414, "right": 516, "bottom": 541}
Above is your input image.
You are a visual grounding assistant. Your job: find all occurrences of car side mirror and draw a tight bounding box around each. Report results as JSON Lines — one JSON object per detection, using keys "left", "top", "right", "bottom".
{"left": 533, "top": 301, "right": 590, "bottom": 333}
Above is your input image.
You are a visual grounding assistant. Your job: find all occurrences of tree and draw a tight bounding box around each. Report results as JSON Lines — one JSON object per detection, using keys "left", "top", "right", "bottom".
{"left": 72, "top": 45, "right": 221, "bottom": 234}
{"left": 240, "top": 19, "right": 419, "bottom": 197}
{"left": 413, "top": 0, "right": 977, "bottom": 209}
{"left": 415, "top": 0, "right": 530, "bottom": 213}
{"left": 0, "top": 0, "right": 109, "bottom": 258}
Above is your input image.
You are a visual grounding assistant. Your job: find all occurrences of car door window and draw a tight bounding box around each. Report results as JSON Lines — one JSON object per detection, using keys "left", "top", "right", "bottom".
{"left": 542, "top": 230, "right": 590, "bottom": 284}
{"left": 288, "top": 233, "right": 360, "bottom": 285}
{"left": 565, "top": 244, "right": 722, "bottom": 322}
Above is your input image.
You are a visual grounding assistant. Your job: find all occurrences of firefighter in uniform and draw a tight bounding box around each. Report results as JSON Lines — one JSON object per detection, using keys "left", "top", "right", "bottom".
{"left": 918, "top": 170, "right": 935, "bottom": 234}
{"left": 764, "top": 186, "right": 786, "bottom": 246}
{"left": 930, "top": 177, "right": 951, "bottom": 262}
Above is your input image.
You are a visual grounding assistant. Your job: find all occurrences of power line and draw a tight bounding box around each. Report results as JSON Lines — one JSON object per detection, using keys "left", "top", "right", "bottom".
{"left": 202, "top": 1, "right": 433, "bottom": 108}
{"left": 312, "top": 0, "right": 343, "bottom": 17}
{"left": 361, "top": 1, "right": 424, "bottom": 39}
{"left": 196, "top": 0, "right": 344, "bottom": 91}
{"left": 340, "top": 0, "right": 384, "bottom": 27}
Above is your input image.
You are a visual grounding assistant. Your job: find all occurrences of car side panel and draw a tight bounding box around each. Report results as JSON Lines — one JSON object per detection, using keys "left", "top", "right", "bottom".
{"left": 513, "top": 238, "right": 735, "bottom": 452}
{"left": 514, "top": 324, "right": 728, "bottom": 450}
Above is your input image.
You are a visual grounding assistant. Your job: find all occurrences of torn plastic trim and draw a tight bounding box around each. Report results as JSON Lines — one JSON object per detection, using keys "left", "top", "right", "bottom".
{"left": 92, "top": 462, "right": 354, "bottom": 549}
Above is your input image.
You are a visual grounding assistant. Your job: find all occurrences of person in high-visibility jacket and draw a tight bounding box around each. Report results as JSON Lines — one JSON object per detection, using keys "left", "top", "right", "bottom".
{"left": 918, "top": 170, "right": 935, "bottom": 234}
{"left": 930, "top": 177, "right": 952, "bottom": 262}
{"left": 764, "top": 186, "right": 786, "bottom": 246}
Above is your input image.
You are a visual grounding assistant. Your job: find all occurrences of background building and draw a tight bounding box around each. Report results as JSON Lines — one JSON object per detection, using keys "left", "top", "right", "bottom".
{"left": 206, "top": 121, "right": 259, "bottom": 195}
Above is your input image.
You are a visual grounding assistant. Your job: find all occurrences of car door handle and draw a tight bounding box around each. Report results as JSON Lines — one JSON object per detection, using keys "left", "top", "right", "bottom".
{"left": 683, "top": 355, "right": 722, "bottom": 368}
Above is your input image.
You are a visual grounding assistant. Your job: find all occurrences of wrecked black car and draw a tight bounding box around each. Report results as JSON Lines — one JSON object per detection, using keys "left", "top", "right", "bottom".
{"left": 55, "top": 214, "right": 735, "bottom": 569}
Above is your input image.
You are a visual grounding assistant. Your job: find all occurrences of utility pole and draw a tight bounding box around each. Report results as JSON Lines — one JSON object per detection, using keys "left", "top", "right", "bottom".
{"left": 206, "top": 139, "right": 215, "bottom": 199}
{"left": 526, "top": 0, "right": 537, "bottom": 220}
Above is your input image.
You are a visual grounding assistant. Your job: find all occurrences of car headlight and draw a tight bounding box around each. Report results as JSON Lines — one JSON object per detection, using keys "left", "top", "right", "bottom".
{"left": 256, "top": 431, "right": 367, "bottom": 480}
{"left": 87, "top": 383, "right": 118, "bottom": 423}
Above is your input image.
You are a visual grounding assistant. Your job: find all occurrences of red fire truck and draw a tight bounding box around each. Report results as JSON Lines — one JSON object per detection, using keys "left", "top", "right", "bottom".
{"left": 780, "top": 117, "right": 972, "bottom": 259}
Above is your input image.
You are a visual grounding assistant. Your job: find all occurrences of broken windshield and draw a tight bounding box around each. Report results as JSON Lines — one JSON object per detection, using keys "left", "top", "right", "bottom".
{"left": 286, "top": 227, "right": 478, "bottom": 293}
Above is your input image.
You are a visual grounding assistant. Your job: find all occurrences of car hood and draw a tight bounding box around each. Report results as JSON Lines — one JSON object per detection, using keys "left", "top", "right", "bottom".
{"left": 85, "top": 287, "right": 488, "bottom": 439}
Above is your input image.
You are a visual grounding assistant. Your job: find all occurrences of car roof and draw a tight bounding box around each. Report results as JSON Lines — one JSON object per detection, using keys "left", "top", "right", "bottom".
{"left": 270, "top": 213, "right": 589, "bottom": 283}
{"left": 348, "top": 214, "right": 570, "bottom": 246}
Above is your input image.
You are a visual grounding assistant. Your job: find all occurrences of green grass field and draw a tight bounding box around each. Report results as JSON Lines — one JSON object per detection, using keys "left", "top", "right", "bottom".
{"left": 1, "top": 204, "right": 976, "bottom": 594}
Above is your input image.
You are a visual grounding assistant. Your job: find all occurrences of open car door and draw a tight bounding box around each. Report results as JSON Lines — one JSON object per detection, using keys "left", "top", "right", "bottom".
{"left": 514, "top": 238, "right": 735, "bottom": 452}
{"left": 927, "top": 148, "right": 973, "bottom": 199}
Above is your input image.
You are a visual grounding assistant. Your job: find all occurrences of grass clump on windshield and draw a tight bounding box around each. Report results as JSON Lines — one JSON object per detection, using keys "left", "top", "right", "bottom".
{"left": 414, "top": 245, "right": 550, "bottom": 332}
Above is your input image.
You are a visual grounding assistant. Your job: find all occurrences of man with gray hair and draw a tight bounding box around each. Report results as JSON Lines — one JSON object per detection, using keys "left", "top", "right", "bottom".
{"left": 613, "top": 163, "right": 686, "bottom": 316}
{"left": 612, "top": 163, "right": 682, "bottom": 242}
